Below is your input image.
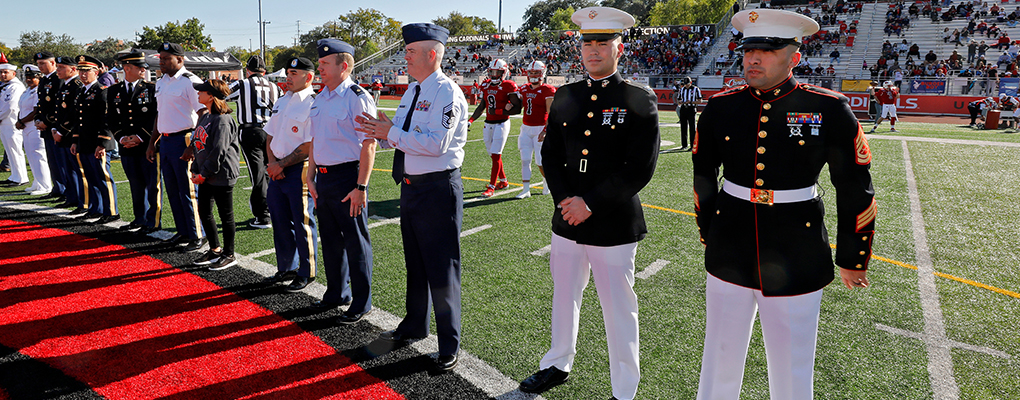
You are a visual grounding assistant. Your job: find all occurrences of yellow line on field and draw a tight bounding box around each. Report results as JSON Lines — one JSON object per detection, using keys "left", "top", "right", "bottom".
{"left": 373, "top": 168, "right": 1019, "bottom": 299}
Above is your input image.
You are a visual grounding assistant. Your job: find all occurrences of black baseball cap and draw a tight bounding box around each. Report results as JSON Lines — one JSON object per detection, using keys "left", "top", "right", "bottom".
{"left": 193, "top": 80, "right": 227, "bottom": 99}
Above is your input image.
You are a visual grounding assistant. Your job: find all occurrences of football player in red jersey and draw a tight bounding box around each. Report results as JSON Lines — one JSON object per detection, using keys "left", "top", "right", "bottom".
{"left": 515, "top": 60, "right": 556, "bottom": 199}
{"left": 869, "top": 81, "right": 899, "bottom": 132}
{"left": 468, "top": 59, "right": 521, "bottom": 198}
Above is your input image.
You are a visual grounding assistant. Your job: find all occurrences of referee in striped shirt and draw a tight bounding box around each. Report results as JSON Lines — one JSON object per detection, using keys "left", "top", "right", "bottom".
{"left": 227, "top": 55, "right": 281, "bottom": 228}
{"left": 674, "top": 76, "right": 701, "bottom": 151}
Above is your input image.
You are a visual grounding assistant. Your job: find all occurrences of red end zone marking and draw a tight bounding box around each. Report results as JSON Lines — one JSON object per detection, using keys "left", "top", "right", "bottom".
{"left": 0, "top": 220, "right": 404, "bottom": 399}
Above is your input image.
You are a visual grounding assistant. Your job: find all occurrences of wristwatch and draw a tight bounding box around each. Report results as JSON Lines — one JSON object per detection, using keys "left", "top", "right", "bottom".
{"left": 356, "top": 184, "right": 368, "bottom": 191}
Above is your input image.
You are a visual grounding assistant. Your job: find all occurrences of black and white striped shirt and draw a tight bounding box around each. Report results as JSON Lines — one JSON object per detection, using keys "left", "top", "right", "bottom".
{"left": 675, "top": 85, "right": 702, "bottom": 108}
{"left": 226, "top": 75, "right": 281, "bottom": 125}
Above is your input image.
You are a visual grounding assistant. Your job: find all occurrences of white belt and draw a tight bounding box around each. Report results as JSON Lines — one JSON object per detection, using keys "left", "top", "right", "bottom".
{"left": 722, "top": 181, "right": 818, "bottom": 205}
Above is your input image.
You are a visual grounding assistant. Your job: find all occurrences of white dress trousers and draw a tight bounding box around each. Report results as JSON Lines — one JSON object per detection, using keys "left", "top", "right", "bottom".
{"left": 518, "top": 124, "right": 544, "bottom": 181}
{"left": 696, "top": 273, "right": 823, "bottom": 400}
{"left": 540, "top": 233, "right": 640, "bottom": 400}
{"left": 21, "top": 124, "right": 50, "bottom": 193}
{"left": 482, "top": 119, "right": 511, "bottom": 154}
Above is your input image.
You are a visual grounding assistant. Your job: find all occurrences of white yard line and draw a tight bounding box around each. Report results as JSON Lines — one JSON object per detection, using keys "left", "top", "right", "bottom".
{"left": 459, "top": 224, "right": 492, "bottom": 238}
{"left": 530, "top": 245, "right": 551, "bottom": 257}
{"left": 900, "top": 140, "right": 960, "bottom": 399}
{"left": 367, "top": 216, "right": 401, "bottom": 228}
{"left": 635, "top": 259, "right": 670, "bottom": 280}
{"left": 867, "top": 134, "right": 1020, "bottom": 148}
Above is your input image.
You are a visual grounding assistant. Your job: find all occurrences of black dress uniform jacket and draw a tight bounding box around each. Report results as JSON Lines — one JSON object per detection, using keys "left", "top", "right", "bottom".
{"left": 72, "top": 83, "right": 114, "bottom": 152}
{"left": 35, "top": 73, "right": 62, "bottom": 136}
{"left": 543, "top": 72, "right": 660, "bottom": 247}
{"left": 107, "top": 81, "right": 157, "bottom": 157}
{"left": 693, "top": 75, "right": 876, "bottom": 296}
{"left": 52, "top": 78, "right": 84, "bottom": 148}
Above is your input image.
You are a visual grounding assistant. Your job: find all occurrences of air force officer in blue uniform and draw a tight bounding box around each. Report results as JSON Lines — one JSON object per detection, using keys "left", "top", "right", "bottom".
{"left": 305, "top": 41, "right": 377, "bottom": 323}
{"left": 356, "top": 23, "right": 468, "bottom": 372}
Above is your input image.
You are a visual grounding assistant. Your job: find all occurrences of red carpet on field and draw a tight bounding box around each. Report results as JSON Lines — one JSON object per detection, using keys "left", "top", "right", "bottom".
{"left": 0, "top": 219, "right": 405, "bottom": 399}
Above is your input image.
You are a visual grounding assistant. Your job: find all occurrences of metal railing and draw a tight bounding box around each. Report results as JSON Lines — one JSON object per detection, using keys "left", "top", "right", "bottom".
{"left": 353, "top": 40, "right": 404, "bottom": 76}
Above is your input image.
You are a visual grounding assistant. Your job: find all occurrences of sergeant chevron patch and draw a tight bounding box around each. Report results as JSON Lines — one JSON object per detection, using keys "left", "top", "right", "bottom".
{"left": 855, "top": 124, "right": 872, "bottom": 165}
{"left": 856, "top": 198, "right": 877, "bottom": 232}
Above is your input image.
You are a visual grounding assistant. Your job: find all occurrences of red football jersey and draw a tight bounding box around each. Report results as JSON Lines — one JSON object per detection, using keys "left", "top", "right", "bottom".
{"left": 483, "top": 79, "right": 519, "bottom": 122}
{"left": 519, "top": 83, "right": 557, "bottom": 127}
{"left": 874, "top": 87, "right": 898, "bottom": 105}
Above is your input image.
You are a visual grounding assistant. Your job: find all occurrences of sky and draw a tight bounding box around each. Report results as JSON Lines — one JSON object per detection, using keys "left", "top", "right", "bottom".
{"left": 0, "top": 0, "right": 530, "bottom": 52}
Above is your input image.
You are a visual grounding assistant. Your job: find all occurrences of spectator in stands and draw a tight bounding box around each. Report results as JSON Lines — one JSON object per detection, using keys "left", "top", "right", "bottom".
{"left": 826, "top": 64, "right": 836, "bottom": 75}
{"left": 977, "top": 20, "right": 988, "bottom": 34}
{"left": 908, "top": 43, "right": 921, "bottom": 58}
{"left": 830, "top": 48, "right": 841, "bottom": 64}
{"left": 998, "top": 34, "right": 1011, "bottom": 50}
{"left": 952, "top": 29, "right": 963, "bottom": 46}
{"left": 925, "top": 50, "right": 938, "bottom": 64}
{"left": 988, "top": 23, "right": 1000, "bottom": 39}
{"left": 976, "top": 55, "right": 988, "bottom": 69}
{"left": 943, "top": 27, "right": 953, "bottom": 43}
{"left": 1010, "top": 40, "right": 1020, "bottom": 59}
{"left": 899, "top": 39, "right": 909, "bottom": 54}
{"left": 968, "top": 40, "right": 979, "bottom": 63}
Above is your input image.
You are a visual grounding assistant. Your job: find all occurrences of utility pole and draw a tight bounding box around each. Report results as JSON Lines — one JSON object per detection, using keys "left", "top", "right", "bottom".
{"left": 498, "top": 0, "right": 503, "bottom": 34}
{"left": 257, "top": 0, "right": 270, "bottom": 59}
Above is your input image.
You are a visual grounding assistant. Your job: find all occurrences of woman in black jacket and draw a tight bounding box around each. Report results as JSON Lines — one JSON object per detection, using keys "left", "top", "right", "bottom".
{"left": 189, "top": 79, "right": 241, "bottom": 270}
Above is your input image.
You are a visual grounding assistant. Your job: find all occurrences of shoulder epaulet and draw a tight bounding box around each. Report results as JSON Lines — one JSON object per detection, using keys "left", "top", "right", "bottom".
{"left": 710, "top": 85, "right": 747, "bottom": 99}
{"left": 350, "top": 84, "right": 366, "bottom": 96}
{"left": 799, "top": 83, "right": 847, "bottom": 100}
{"left": 182, "top": 72, "right": 194, "bottom": 78}
{"left": 623, "top": 80, "right": 655, "bottom": 95}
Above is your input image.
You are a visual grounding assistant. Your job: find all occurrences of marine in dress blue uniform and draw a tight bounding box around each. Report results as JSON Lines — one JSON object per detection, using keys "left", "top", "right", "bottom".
{"left": 305, "top": 44, "right": 377, "bottom": 321}
{"left": 519, "top": 8, "right": 659, "bottom": 400}
{"left": 263, "top": 57, "right": 318, "bottom": 293}
{"left": 109, "top": 50, "right": 161, "bottom": 233}
{"left": 33, "top": 51, "right": 68, "bottom": 201}
{"left": 148, "top": 42, "right": 205, "bottom": 250}
{"left": 71, "top": 55, "right": 118, "bottom": 222}
{"left": 356, "top": 23, "right": 468, "bottom": 371}
{"left": 50, "top": 56, "right": 87, "bottom": 215}
{"left": 693, "top": 10, "right": 876, "bottom": 400}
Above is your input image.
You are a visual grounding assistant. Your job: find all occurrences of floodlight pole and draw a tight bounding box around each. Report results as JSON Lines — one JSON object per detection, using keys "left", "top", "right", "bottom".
{"left": 498, "top": 0, "right": 503, "bottom": 34}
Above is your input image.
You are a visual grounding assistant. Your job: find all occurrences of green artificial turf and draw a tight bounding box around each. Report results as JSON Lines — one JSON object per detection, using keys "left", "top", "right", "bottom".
{"left": 2, "top": 107, "right": 1017, "bottom": 399}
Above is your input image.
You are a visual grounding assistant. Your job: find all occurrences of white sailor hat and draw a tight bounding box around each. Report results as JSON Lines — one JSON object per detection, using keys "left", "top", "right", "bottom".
{"left": 571, "top": 7, "right": 635, "bottom": 41}
{"left": 732, "top": 9, "right": 820, "bottom": 50}
{"left": 0, "top": 64, "right": 16, "bottom": 71}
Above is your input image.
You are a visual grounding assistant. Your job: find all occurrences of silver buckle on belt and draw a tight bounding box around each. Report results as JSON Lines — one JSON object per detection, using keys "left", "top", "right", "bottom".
{"left": 750, "top": 188, "right": 774, "bottom": 205}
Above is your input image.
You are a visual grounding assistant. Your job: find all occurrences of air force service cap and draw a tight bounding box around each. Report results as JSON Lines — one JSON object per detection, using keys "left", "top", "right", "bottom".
{"left": 286, "top": 57, "right": 315, "bottom": 71}
{"left": 34, "top": 51, "right": 55, "bottom": 61}
{"left": 732, "top": 9, "right": 819, "bottom": 50}
{"left": 117, "top": 50, "right": 149, "bottom": 68}
{"left": 571, "top": 7, "right": 635, "bottom": 42}
{"left": 401, "top": 23, "right": 450, "bottom": 45}
{"left": 159, "top": 42, "right": 186, "bottom": 56}
{"left": 317, "top": 39, "right": 355, "bottom": 58}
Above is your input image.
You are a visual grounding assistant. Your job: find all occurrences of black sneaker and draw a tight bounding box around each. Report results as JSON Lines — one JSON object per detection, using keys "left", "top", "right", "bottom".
{"left": 249, "top": 218, "right": 272, "bottom": 229}
{"left": 208, "top": 254, "right": 237, "bottom": 271}
{"left": 193, "top": 250, "right": 222, "bottom": 266}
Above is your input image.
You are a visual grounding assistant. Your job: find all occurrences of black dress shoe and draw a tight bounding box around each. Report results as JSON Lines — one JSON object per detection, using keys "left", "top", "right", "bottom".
{"left": 308, "top": 297, "right": 350, "bottom": 310}
{"left": 183, "top": 238, "right": 208, "bottom": 251}
{"left": 436, "top": 354, "right": 458, "bottom": 371}
{"left": 67, "top": 207, "right": 87, "bottom": 216}
{"left": 520, "top": 366, "right": 569, "bottom": 394}
{"left": 47, "top": 195, "right": 66, "bottom": 203}
{"left": 119, "top": 222, "right": 143, "bottom": 231}
{"left": 378, "top": 329, "right": 426, "bottom": 344}
{"left": 97, "top": 215, "right": 120, "bottom": 224}
{"left": 337, "top": 309, "right": 370, "bottom": 325}
{"left": 139, "top": 226, "right": 161, "bottom": 234}
{"left": 163, "top": 233, "right": 184, "bottom": 244}
{"left": 285, "top": 276, "right": 312, "bottom": 292}
{"left": 78, "top": 212, "right": 102, "bottom": 220}
{"left": 264, "top": 270, "right": 298, "bottom": 284}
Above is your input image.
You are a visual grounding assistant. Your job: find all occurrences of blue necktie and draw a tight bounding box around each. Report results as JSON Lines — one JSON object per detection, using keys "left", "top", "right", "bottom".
{"left": 392, "top": 85, "right": 421, "bottom": 184}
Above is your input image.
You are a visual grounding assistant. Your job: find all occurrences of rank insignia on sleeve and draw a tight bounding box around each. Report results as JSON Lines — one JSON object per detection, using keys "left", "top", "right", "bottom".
{"left": 854, "top": 123, "right": 872, "bottom": 165}
{"left": 442, "top": 102, "right": 455, "bottom": 129}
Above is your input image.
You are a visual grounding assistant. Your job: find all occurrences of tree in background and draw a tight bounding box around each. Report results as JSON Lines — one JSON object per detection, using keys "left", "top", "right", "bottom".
{"left": 10, "top": 31, "right": 81, "bottom": 65}
{"left": 520, "top": 0, "right": 597, "bottom": 32}
{"left": 299, "top": 8, "right": 401, "bottom": 64}
{"left": 136, "top": 18, "right": 213, "bottom": 51}
{"left": 85, "top": 37, "right": 131, "bottom": 67}
{"left": 648, "top": 0, "right": 733, "bottom": 25}
{"left": 269, "top": 46, "right": 309, "bottom": 72}
{"left": 601, "top": 0, "right": 659, "bottom": 25}
{"left": 433, "top": 11, "right": 497, "bottom": 37}
{"left": 548, "top": 7, "right": 579, "bottom": 31}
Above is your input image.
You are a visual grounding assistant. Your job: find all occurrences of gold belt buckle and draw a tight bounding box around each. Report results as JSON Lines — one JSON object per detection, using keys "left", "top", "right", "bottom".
{"left": 750, "top": 188, "right": 774, "bottom": 205}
